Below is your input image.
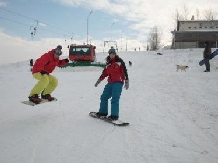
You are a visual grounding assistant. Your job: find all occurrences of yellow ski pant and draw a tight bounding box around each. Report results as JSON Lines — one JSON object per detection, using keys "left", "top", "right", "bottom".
{"left": 29, "top": 73, "right": 58, "bottom": 97}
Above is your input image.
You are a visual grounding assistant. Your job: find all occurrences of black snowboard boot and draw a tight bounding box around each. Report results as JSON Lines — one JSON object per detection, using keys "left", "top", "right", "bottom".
{"left": 108, "top": 115, "right": 119, "bottom": 121}
{"left": 96, "top": 112, "right": 108, "bottom": 118}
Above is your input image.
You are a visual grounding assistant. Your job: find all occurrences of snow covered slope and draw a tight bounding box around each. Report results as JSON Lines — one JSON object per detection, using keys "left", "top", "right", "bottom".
{"left": 0, "top": 49, "right": 218, "bottom": 163}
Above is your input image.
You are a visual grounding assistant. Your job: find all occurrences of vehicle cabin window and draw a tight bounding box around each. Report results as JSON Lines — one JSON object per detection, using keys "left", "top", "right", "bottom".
{"left": 70, "top": 47, "right": 91, "bottom": 56}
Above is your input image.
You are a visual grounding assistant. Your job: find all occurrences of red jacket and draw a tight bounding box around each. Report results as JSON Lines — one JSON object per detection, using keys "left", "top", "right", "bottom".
{"left": 32, "top": 49, "right": 67, "bottom": 74}
{"left": 99, "top": 57, "right": 128, "bottom": 83}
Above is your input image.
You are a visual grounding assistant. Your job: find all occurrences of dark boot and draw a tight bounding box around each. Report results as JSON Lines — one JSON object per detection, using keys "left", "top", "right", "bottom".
{"left": 29, "top": 94, "right": 41, "bottom": 104}
{"left": 41, "top": 94, "right": 55, "bottom": 101}
{"left": 108, "top": 115, "right": 119, "bottom": 121}
{"left": 96, "top": 112, "right": 108, "bottom": 118}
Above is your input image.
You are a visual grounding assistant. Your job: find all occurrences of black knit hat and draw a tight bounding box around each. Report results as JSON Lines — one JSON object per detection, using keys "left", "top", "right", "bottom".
{"left": 108, "top": 47, "right": 116, "bottom": 54}
{"left": 56, "top": 45, "right": 62, "bottom": 50}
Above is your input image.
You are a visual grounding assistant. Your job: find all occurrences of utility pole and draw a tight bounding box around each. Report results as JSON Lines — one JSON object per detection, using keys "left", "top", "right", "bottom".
{"left": 110, "top": 22, "right": 115, "bottom": 41}
{"left": 87, "top": 10, "right": 93, "bottom": 44}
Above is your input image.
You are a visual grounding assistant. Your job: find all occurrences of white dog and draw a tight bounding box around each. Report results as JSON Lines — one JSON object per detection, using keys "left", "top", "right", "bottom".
{"left": 176, "top": 65, "right": 189, "bottom": 72}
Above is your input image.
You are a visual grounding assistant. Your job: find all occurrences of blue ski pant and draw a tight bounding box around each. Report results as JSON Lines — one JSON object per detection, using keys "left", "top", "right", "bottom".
{"left": 99, "top": 82, "right": 123, "bottom": 117}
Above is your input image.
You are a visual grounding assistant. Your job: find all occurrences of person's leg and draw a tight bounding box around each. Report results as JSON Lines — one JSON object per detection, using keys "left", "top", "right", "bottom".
{"left": 99, "top": 83, "right": 112, "bottom": 115}
{"left": 41, "top": 75, "right": 58, "bottom": 95}
{"left": 205, "top": 58, "right": 210, "bottom": 72}
{"left": 29, "top": 73, "right": 49, "bottom": 97}
{"left": 111, "top": 82, "right": 123, "bottom": 117}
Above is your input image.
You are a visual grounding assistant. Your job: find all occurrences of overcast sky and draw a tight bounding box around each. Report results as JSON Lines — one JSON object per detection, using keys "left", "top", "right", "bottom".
{"left": 0, "top": 0, "right": 218, "bottom": 64}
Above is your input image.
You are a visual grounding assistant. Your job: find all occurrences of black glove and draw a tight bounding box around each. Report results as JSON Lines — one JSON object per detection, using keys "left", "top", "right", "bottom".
{"left": 64, "top": 58, "right": 69, "bottom": 63}
{"left": 40, "top": 70, "right": 48, "bottom": 75}
{"left": 124, "top": 80, "right": 129, "bottom": 90}
{"left": 94, "top": 79, "right": 101, "bottom": 87}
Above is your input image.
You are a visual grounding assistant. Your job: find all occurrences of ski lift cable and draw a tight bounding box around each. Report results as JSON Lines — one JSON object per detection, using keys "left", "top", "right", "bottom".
{"left": 0, "top": 7, "right": 72, "bottom": 34}
{"left": 0, "top": 16, "right": 68, "bottom": 36}
{"left": 0, "top": 16, "right": 30, "bottom": 27}
{"left": 0, "top": 7, "right": 35, "bottom": 21}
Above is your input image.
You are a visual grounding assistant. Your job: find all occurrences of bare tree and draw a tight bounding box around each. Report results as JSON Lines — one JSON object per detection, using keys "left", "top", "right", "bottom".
{"left": 174, "top": 5, "right": 189, "bottom": 21}
{"left": 148, "top": 26, "right": 161, "bottom": 51}
{"left": 181, "top": 5, "right": 189, "bottom": 20}
{"left": 173, "top": 6, "right": 190, "bottom": 29}
{"left": 174, "top": 9, "right": 181, "bottom": 21}
{"left": 172, "top": 9, "right": 181, "bottom": 29}
{"left": 174, "top": 6, "right": 218, "bottom": 21}
{"left": 203, "top": 8, "right": 217, "bottom": 20}
{"left": 195, "top": 8, "right": 200, "bottom": 20}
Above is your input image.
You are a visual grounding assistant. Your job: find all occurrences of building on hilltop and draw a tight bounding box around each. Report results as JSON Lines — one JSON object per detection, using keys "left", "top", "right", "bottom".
{"left": 171, "top": 20, "right": 218, "bottom": 49}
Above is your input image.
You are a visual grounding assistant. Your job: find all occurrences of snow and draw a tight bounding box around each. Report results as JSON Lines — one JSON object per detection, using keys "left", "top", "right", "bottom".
{"left": 0, "top": 49, "right": 218, "bottom": 163}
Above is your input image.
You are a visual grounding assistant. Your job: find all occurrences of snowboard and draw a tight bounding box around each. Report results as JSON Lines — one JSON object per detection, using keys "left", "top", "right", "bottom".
{"left": 21, "top": 98, "right": 57, "bottom": 106}
{"left": 89, "top": 112, "right": 129, "bottom": 127}
{"left": 199, "top": 49, "right": 218, "bottom": 66}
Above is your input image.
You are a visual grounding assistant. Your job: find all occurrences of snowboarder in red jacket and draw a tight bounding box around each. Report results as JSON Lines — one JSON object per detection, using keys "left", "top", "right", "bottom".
{"left": 94, "top": 47, "right": 129, "bottom": 120}
{"left": 29, "top": 45, "right": 69, "bottom": 104}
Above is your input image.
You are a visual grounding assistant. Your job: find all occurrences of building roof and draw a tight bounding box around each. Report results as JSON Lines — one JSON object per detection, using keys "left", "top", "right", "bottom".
{"left": 172, "top": 30, "right": 218, "bottom": 33}
{"left": 178, "top": 20, "right": 218, "bottom": 23}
